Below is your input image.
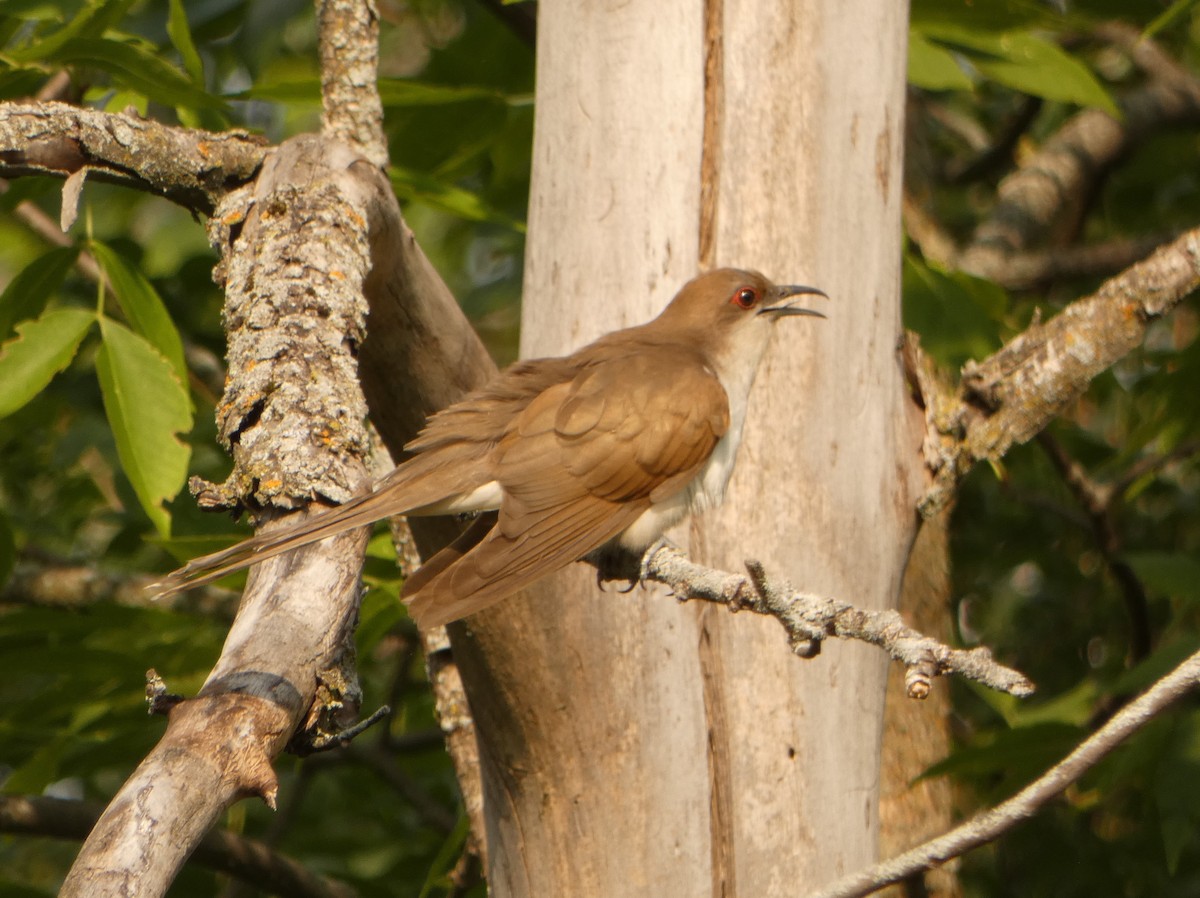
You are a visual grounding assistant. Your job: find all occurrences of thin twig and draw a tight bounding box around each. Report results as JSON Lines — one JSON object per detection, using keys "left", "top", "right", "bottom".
{"left": 639, "top": 544, "right": 1035, "bottom": 698}
{"left": 808, "top": 648, "right": 1200, "bottom": 898}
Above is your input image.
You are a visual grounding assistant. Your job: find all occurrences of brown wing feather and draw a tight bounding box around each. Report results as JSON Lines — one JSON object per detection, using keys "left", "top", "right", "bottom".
{"left": 405, "top": 495, "right": 645, "bottom": 628}
{"left": 407, "top": 348, "right": 730, "bottom": 626}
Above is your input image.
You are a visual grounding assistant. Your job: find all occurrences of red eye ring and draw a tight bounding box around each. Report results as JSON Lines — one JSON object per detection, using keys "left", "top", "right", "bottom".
{"left": 731, "top": 286, "right": 758, "bottom": 309}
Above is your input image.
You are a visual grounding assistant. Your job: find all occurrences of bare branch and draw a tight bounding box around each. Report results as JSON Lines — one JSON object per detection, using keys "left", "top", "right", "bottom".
{"left": 318, "top": 0, "right": 388, "bottom": 167}
{"left": 0, "top": 102, "right": 266, "bottom": 214}
{"left": 921, "top": 226, "right": 1200, "bottom": 514}
{"left": 959, "top": 35, "right": 1200, "bottom": 280}
{"left": 638, "top": 543, "right": 1034, "bottom": 698}
{"left": 809, "top": 648, "right": 1200, "bottom": 898}
{"left": 0, "top": 795, "right": 358, "bottom": 898}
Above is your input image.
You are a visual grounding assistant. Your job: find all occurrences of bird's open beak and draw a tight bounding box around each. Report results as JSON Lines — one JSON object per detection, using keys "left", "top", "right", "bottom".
{"left": 759, "top": 284, "right": 830, "bottom": 319}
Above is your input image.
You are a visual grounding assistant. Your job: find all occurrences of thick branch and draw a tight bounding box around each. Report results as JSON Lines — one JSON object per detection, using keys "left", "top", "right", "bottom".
{"left": 920, "top": 226, "right": 1200, "bottom": 513}
{"left": 61, "top": 134, "right": 378, "bottom": 898}
{"left": 1, "top": 795, "right": 357, "bottom": 898}
{"left": 809, "top": 648, "right": 1200, "bottom": 898}
{"left": 639, "top": 544, "right": 1034, "bottom": 698}
{"left": 0, "top": 102, "right": 266, "bottom": 215}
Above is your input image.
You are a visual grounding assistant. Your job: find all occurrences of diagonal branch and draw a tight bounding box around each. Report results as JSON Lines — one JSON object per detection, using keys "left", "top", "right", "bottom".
{"left": 809, "top": 648, "right": 1200, "bottom": 898}
{"left": 918, "top": 226, "right": 1200, "bottom": 514}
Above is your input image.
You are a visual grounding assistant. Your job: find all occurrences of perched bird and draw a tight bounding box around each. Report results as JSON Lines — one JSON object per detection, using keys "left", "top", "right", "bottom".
{"left": 154, "top": 268, "right": 827, "bottom": 627}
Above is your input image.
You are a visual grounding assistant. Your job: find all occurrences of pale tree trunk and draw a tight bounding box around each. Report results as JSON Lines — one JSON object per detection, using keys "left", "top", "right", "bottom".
{"left": 450, "top": 1, "right": 920, "bottom": 894}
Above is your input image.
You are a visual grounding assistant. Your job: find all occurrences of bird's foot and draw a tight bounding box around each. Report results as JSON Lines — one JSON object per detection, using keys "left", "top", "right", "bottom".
{"left": 588, "top": 538, "right": 680, "bottom": 595}
{"left": 638, "top": 537, "right": 678, "bottom": 584}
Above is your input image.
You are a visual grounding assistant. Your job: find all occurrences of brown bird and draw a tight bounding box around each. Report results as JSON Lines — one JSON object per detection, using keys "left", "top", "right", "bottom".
{"left": 154, "top": 268, "right": 827, "bottom": 627}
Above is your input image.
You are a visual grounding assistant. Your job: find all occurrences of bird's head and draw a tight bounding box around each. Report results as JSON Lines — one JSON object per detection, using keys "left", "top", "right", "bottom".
{"left": 657, "top": 267, "right": 828, "bottom": 374}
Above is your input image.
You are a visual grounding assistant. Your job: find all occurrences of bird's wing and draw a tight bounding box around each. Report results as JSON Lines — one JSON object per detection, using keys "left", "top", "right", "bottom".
{"left": 405, "top": 350, "right": 730, "bottom": 627}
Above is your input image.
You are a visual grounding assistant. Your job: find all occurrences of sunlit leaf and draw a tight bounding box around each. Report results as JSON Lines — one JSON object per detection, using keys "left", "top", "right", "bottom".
{"left": 0, "top": 308, "right": 94, "bottom": 419}
{"left": 378, "top": 78, "right": 507, "bottom": 107}
{"left": 43, "top": 37, "right": 227, "bottom": 113}
{"left": 89, "top": 241, "right": 188, "bottom": 388}
{"left": 389, "top": 166, "right": 525, "bottom": 232}
{"left": 921, "top": 27, "right": 1118, "bottom": 115}
{"left": 1145, "top": 0, "right": 1200, "bottom": 38}
{"left": 95, "top": 317, "right": 192, "bottom": 537}
{"left": 5, "top": 0, "right": 133, "bottom": 62}
{"left": 166, "top": 0, "right": 203, "bottom": 84}
{"left": 909, "top": 28, "right": 973, "bottom": 91}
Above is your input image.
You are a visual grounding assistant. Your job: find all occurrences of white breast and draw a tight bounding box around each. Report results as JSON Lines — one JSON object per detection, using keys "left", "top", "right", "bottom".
{"left": 616, "top": 397, "right": 748, "bottom": 551}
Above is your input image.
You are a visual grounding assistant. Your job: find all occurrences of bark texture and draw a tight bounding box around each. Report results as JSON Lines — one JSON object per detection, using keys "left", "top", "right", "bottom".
{"left": 448, "top": 2, "right": 919, "bottom": 894}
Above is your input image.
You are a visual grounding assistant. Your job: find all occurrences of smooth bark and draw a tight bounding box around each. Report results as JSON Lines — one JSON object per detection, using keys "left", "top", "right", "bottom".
{"left": 450, "top": 2, "right": 918, "bottom": 894}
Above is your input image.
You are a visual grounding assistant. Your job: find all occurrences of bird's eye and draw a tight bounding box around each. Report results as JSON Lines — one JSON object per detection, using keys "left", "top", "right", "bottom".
{"left": 731, "top": 287, "right": 758, "bottom": 309}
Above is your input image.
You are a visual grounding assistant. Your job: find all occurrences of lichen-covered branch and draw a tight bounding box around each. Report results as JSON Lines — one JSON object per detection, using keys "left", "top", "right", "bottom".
{"left": 60, "top": 134, "right": 377, "bottom": 898}
{"left": 639, "top": 543, "right": 1034, "bottom": 698}
{"left": 809, "top": 648, "right": 1200, "bottom": 898}
{"left": 0, "top": 101, "right": 266, "bottom": 215}
{"left": 919, "top": 226, "right": 1200, "bottom": 514}
{"left": 317, "top": 0, "right": 387, "bottom": 167}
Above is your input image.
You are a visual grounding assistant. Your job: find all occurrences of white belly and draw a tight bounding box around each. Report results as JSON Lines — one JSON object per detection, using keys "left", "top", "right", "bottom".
{"left": 616, "top": 424, "right": 742, "bottom": 550}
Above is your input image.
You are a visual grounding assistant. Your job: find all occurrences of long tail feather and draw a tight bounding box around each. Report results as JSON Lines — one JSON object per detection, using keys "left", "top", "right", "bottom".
{"left": 149, "top": 488, "right": 418, "bottom": 598}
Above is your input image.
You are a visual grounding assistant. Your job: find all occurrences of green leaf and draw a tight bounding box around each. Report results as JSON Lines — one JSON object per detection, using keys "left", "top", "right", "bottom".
{"left": 236, "top": 78, "right": 321, "bottom": 102}
{"left": 922, "top": 722, "right": 1081, "bottom": 786}
{"left": 0, "top": 308, "right": 95, "bottom": 419}
{"left": 0, "top": 245, "right": 80, "bottom": 340}
{"left": 910, "top": 0, "right": 1048, "bottom": 32}
{"left": 5, "top": 0, "right": 135, "bottom": 62}
{"left": 166, "top": 0, "right": 203, "bottom": 84}
{"left": 1123, "top": 552, "right": 1200, "bottom": 604}
{"left": 389, "top": 166, "right": 526, "bottom": 232}
{"left": 922, "top": 27, "right": 1119, "bottom": 115}
{"left": 0, "top": 66, "right": 48, "bottom": 99}
{"left": 96, "top": 317, "right": 192, "bottom": 537}
{"left": 417, "top": 815, "right": 472, "bottom": 898}
{"left": 378, "top": 78, "right": 506, "bottom": 107}
{"left": 89, "top": 241, "right": 188, "bottom": 389}
{"left": 1112, "top": 637, "right": 1200, "bottom": 695}
{"left": 902, "top": 254, "right": 1006, "bottom": 368}
{"left": 908, "top": 28, "right": 973, "bottom": 91}
{"left": 241, "top": 78, "right": 523, "bottom": 108}
{"left": 44, "top": 37, "right": 227, "bottom": 113}
{"left": 1145, "top": 0, "right": 1200, "bottom": 38}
